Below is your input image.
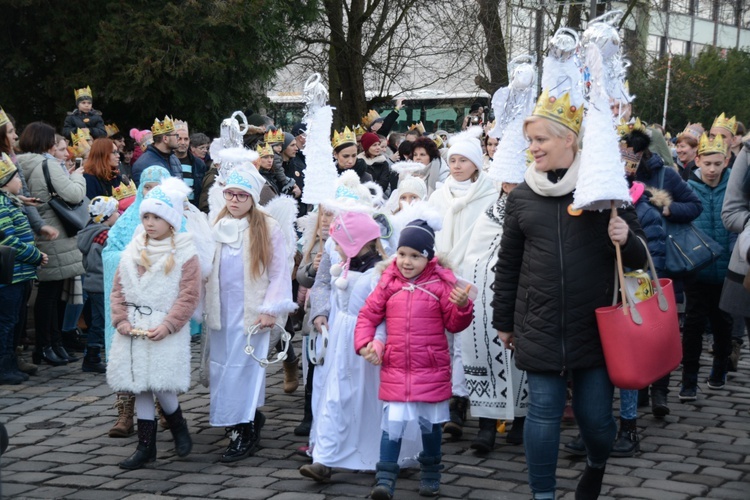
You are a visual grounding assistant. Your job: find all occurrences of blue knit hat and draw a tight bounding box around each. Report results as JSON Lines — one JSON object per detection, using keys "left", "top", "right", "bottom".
{"left": 398, "top": 219, "right": 435, "bottom": 260}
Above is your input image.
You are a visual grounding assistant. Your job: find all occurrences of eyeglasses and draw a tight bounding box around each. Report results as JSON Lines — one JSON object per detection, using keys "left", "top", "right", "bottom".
{"left": 223, "top": 191, "right": 250, "bottom": 202}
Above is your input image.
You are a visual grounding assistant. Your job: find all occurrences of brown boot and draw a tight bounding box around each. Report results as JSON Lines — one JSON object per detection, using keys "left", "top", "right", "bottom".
{"left": 156, "top": 400, "right": 170, "bottom": 429}
{"left": 16, "top": 347, "right": 38, "bottom": 376}
{"left": 109, "top": 393, "right": 135, "bottom": 437}
{"left": 283, "top": 359, "right": 299, "bottom": 393}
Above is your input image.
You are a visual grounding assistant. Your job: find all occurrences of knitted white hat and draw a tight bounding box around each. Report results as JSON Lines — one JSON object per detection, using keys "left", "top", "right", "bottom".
{"left": 139, "top": 177, "right": 191, "bottom": 230}
{"left": 447, "top": 126, "right": 484, "bottom": 171}
{"left": 88, "top": 196, "right": 119, "bottom": 223}
{"left": 223, "top": 166, "right": 266, "bottom": 204}
{"left": 397, "top": 175, "right": 427, "bottom": 201}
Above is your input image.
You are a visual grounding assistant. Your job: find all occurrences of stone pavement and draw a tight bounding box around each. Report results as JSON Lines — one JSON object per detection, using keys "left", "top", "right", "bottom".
{"left": 1, "top": 339, "right": 749, "bottom": 500}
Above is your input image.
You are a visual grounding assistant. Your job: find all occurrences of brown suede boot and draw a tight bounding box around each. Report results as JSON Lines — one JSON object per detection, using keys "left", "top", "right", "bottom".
{"left": 282, "top": 359, "right": 299, "bottom": 393}
{"left": 16, "top": 347, "right": 38, "bottom": 376}
{"left": 109, "top": 393, "right": 135, "bottom": 437}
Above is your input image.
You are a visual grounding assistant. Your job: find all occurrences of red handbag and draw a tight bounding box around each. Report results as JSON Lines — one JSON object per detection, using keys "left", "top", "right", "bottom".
{"left": 595, "top": 238, "right": 682, "bottom": 390}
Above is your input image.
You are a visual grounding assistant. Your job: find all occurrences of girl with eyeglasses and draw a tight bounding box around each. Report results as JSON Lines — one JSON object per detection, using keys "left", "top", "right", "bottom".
{"left": 204, "top": 166, "right": 297, "bottom": 463}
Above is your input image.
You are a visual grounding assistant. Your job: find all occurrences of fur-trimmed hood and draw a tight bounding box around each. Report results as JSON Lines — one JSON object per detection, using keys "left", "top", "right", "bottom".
{"left": 373, "top": 255, "right": 456, "bottom": 283}
{"left": 645, "top": 187, "right": 672, "bottom": 209}
{"left": 358, "top": 152, "right": 388, "bottom": 166}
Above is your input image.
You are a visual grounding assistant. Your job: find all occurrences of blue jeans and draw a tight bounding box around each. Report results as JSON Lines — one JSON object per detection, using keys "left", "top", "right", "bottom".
{"left": 0, "top": 283, "right": 25, "bottom": 356}
{"left": 525, "top": 367, "right": 616, "bottom": 499}
{"left": 619, "top": 389, "right": 638, "bottom": 420}
{"left": 380, "top": 423, "right": 442, "bottom": 463}
{"left": 87, "top": 293, "right": 105, "bottom": 348}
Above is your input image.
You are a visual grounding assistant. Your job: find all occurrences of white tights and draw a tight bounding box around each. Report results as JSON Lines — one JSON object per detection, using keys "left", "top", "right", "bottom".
{"left": 134, "top": 391, "right": 179, "bottom": 420}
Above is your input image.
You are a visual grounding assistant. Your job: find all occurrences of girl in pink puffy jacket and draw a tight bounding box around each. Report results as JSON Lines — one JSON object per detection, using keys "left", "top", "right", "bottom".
{"left": 354, "top": 218, "right": 473, "bottom": 500}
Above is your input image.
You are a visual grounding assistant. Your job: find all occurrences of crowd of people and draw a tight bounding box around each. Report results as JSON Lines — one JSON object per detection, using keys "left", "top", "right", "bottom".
{"left": 1, "top": 14, "right": 750, "bottom": 500}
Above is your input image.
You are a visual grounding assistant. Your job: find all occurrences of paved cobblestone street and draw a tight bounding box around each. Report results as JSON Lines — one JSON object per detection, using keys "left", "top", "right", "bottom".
{"left": 1, "top": 339, "right": 749, "bottom": 499}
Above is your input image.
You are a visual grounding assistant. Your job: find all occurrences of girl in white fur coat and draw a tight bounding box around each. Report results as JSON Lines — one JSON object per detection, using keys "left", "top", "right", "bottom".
{"left": 108, "top": 178, "right": 201, "bottom": 470}
{"left": 204, "top": 167, "right": 297, "bottom": 463}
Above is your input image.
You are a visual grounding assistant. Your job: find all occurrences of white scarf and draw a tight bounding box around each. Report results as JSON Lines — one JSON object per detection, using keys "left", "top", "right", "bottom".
{"left": 129, "top": 231, "right": 193, "bottom": 267}
{"left": 212, "top": 217, "right": 250, "bottom": 249}
{"left": 524, "top": 152, "right": 581, "bottom": 197}
{"left": 448, "top": 178, "right": 473, "bottom": 197}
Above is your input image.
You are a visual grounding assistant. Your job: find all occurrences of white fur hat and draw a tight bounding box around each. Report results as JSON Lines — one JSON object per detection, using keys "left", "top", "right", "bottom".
{"left": 139, "top": 177, "right": 191, "bottom": 230}
{"left": 223, "top": 166, "right": 266, "bottom": 204}
{"left": 447, "top": 126, "right": 484, "bottom": 170}
{"left": 397, "top": 175, "right": 427, "bottom": 201}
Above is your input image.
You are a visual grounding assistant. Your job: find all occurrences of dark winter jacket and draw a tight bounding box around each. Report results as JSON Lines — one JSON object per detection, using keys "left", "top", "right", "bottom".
{"left": 635, "top": 153, "right": 702, "bottom": 223}
{"left": 62, "top": 109, "right": 106, "bottom": 140}
{"left": 272, "top": 154, "right": 297, "bottom": 195}
{"left": 359, "top": 153, "right": 397, "bottom": 199}
{"left": 491, "top": 183, "right": 647, "bottom": 373}
{"left": 131, "top": 144, "right": 182, "bottom": 186}
{"left": 84, "top": 172, "right": 131, "bottom": 201}
{"left": 632, "top": 184, "right": 668, "bottom": 275}
{"left": 337, "top": 158, "right": 373, "bottom": 184}
{"left": 77, "top": 222, "right": 109, "bottom": 294}
{"left": 688, "top": 169, "right": 736, "bottom": 284}
{"left": 373, "top": 109, "right": 400, "bottom": 137}
{"left": 177, "top": 150, "right": 206, "bottom": 206}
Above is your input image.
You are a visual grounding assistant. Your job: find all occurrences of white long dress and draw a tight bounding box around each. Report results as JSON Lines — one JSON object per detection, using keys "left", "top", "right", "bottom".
{"left": 310, "top": 254, "right": 420, "bottom": 470}
{"left": 455, "top": 195, "right": 529, "bottom": 419}
{"left": 208, "top": 226, "right": 293, "bottom": 426}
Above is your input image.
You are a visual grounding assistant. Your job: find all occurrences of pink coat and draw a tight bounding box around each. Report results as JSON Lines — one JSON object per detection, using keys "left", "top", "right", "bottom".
{"left": 354, "top": 258, "right": 474, "bottom": 403}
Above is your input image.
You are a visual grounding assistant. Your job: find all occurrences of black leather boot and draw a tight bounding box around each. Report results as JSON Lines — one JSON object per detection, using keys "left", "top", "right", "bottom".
{"left": 81, "top": 346, "right": 106, "bottom": 373}
{"left": 52, "top": 343, "right": 78, "bottom": 362}
{"left": 443, "top": 396, "right": 468, "bottom": 438}
{"left": 470, "top": 417, "right": 497, "bottom": 453}
{"left": 506, "top": 416, "right": 525, "bottom": 445}
{"left": 611, "top": 417, "right": 639, "bottom": 457}
{"left": 33, "top": 346, "right": 67, "bottom": 366}
{"left": 575, "top": 464, "right": 606, "bottom": 500}
{"left": 220, "top": 421, "right": 259, "bottom": 462}
{"left": 163, "top": 406, "right": 192, "bottom": 457}
{"left": 119, "top": 419, "right": 157, "bottom": 470}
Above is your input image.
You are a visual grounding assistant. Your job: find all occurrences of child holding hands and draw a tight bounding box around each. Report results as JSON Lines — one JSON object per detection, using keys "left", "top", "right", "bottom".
{"left": 355, "top": 217, "right": 474, "bottom": 500}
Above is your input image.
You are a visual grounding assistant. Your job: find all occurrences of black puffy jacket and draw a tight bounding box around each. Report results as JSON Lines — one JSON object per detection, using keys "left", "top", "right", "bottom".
{"left": 62, "top": 109, "right": 106, "bottom": 140}
{"left": 491, "top": 183, "right": 647, "bottom": 373}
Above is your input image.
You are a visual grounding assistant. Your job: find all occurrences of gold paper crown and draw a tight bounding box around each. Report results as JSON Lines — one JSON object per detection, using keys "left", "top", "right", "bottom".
{"left": 532, "top": 89, "right": 584, "bottom": 134}
{"left": 0, "top": 152, "right": 17, "bottom": 181}
{"left": 712, "top": 113, "right": 737, "bottom": 135}
{"left": 74, "top": 86, "right": 93, "bottom": 101}
{"left": 680, "top": 122, "right": 704, "bottom": 139}
{"left": 112, "top": 181, "right": 137, "bottom": 201}
{"left": 105, "top": 123, "right": 120, "bottom": 137}
{"left": 256, "top": 142, "right": 274, "bottom": 157}
{"left": 353, "top": 124, "right": 365, "bottom": 139}
{"left": 331, "top": 127, "right": 357, "bottom": 149}
{"left": 72, "top": 128, "right": 92, "bottom": 145}
{"left": 433, "top": 135, "right": 444, "bottom": 149}
{"left": 69, "top": 140, "right": 90, "bottom": 158}
{"left": 408, "top": 122, "right": 425, "bottom": 134}
{"left": 173, "top": 119, "right": 189, "bottom": 132}
{"left": 264, "top": 128, "right": 284, "bottom": 144}
{"left": 616, "top": 117, "right": 647, "bottom": 137}
{"left": 698, "top": 133, "right": 727, "bottom": 157}
{"left": 151, "top": 116, "right": 175, "bottom": 136}
{"left": 361, "top": 109, "right": 380, "bottom": 129}
{"left": 0, "top": 107, "right": 9, "bottom": 128}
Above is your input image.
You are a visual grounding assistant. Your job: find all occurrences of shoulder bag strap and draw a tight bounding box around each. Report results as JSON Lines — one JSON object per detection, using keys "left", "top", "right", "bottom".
{"left": 41, "top": 159, "right": 57, "bottom": 197}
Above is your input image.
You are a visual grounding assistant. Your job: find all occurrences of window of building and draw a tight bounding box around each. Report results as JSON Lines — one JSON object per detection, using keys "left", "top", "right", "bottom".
{"left": 691, "top": 42, "right": 706, "bottom": 57}
{"left": 668, "top": 38, "right": 688, "bottom": 55}
{"left": 718, "top": 0, "right": 737, "bottom": 24}
{"left": 670, "top": 0, "right": 692, "bottom": 15}
{"left": 696, "top": 0, "right": 714, "bottom": 20}
{"left": 647, "top": 34, "right": 664, "bottom": 58}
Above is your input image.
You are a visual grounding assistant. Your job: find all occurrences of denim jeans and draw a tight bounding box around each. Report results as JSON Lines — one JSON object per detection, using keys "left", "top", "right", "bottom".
{"left": 87, "top": 293, "right": 105, "bottom": 348}
{"left": 525, "top": 366, "right": 616, "bottom": 498}
{"left": 619, "top": 389, "right": 638, "bottom": 420}
{"left": 0, "top": 283, "right": 25, "bottom": 356}
{"left": 380, "top": 423, "right": 442, "bottom": 463}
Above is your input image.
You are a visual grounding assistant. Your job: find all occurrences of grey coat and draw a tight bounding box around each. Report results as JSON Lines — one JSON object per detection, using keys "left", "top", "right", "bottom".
{"left": 722, "top": 144, "right": 750, "bottom": 277}
{"left": 17, "top": 153, "right": 86, "bottom": 281}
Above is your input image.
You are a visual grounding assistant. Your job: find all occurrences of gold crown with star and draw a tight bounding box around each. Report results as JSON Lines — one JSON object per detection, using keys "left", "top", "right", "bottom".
{"left": 712, "top": 113, "right": 737, "bottom": 135}
{"left": 353, "top": 124, "right": 365, "bottom": 140}
{"left": 616, "top": 117, "right": 647, "bottom": 137}
{"left": 332, "top": 127, "right": 357, "bottom": 149}
{"left": 0, "top": 107, "right": 9, "bottom": 128}
{"left": 105, "top": 123, "right": 120, "bottom": 137}
{"left": 74, "top": 86, "right": 93, "bottom": 101}
{"left": 361, "top": 109, "right": 380, "bottom": 129}
{"left": 256, "top": 142, "right": 274, "bottom": 157}
{"left": 698, "top": 133, "right": 727, "bottom": 157}
{"left": 151, "top": 116, "right": 175, "bottom": 136}
{"left": 72, "top": 128, "right": 92, "bottom": 145}
{"left": 264, "top": 128, "right": 284, "bottom": 144}
{"left": 532, "top": 89, "right": 584, "bottom": 135}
